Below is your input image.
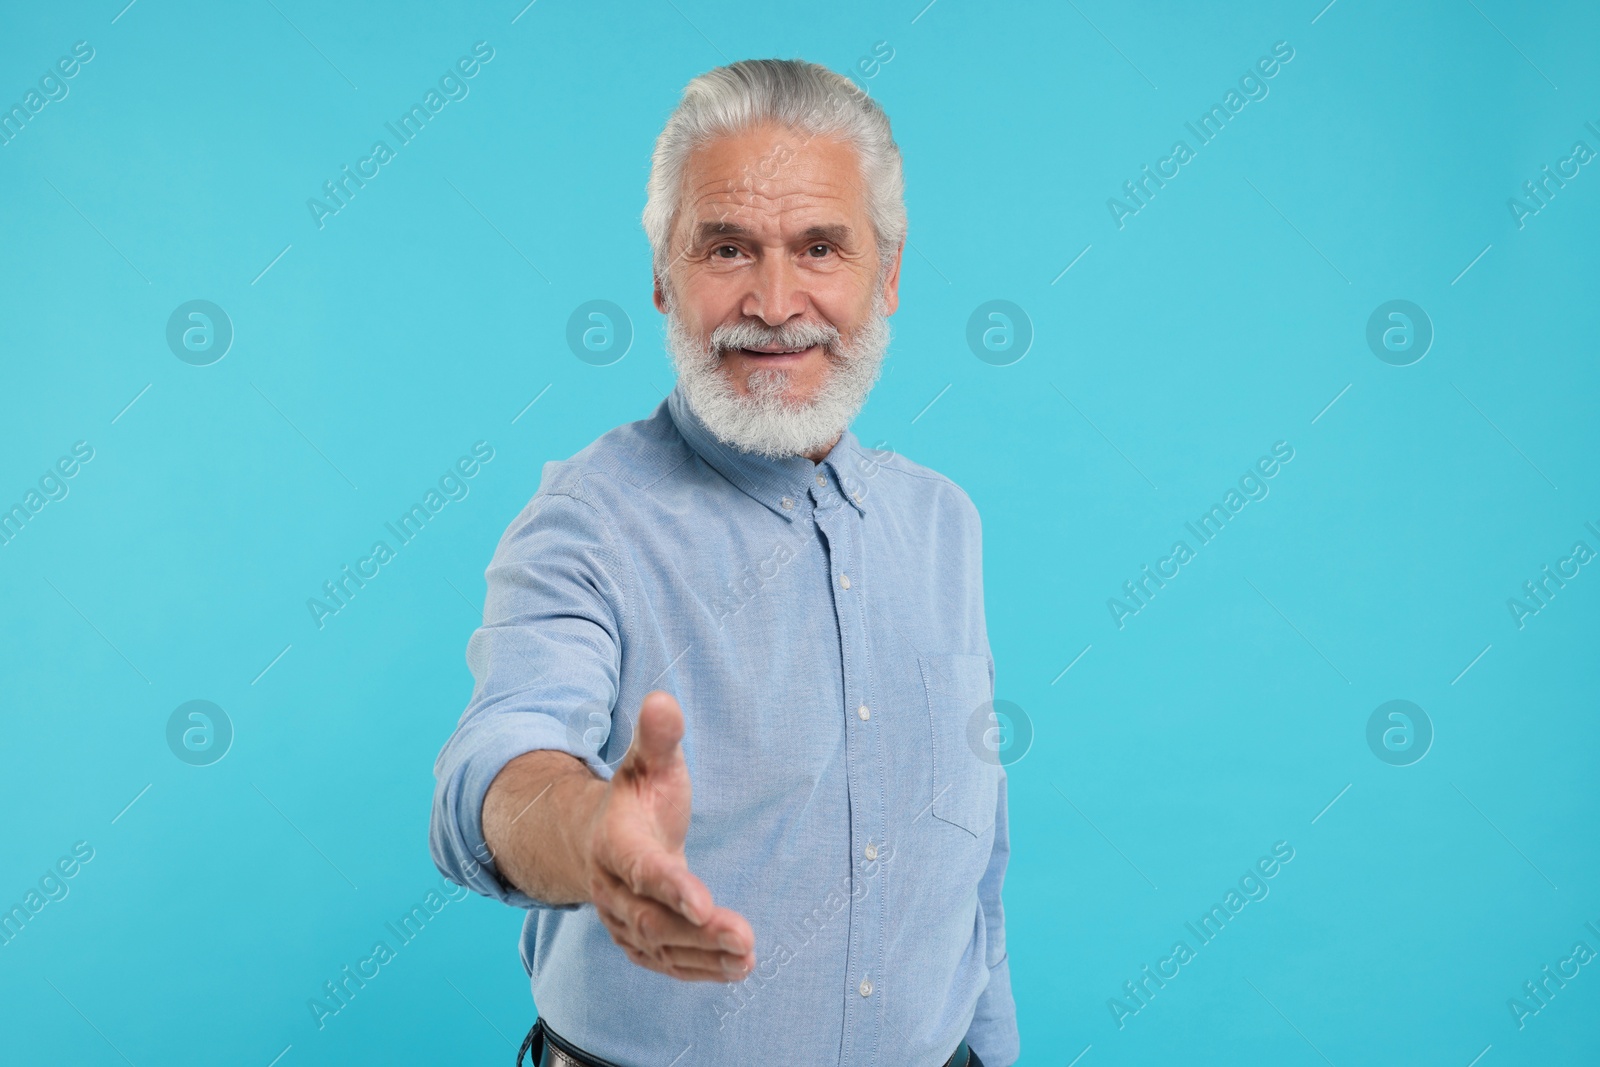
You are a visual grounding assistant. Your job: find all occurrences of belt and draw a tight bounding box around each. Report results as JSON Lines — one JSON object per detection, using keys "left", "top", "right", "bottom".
{"left": 516, "top": 1018, "right": 973, "bottom": 1067}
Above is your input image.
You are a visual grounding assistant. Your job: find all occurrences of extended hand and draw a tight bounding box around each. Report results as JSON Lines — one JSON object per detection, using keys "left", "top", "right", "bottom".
{"left": 585, "top": 691, "right": 755, "bottom": 982}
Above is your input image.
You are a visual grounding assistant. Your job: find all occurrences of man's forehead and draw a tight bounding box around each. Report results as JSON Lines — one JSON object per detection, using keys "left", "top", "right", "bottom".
{"left": 687, "top": 216, "right": 858, "bottom": 246}
{"left": 689, "top": 121, "right": 852, "bottom": 169}
{"left": 684, "top": 128, "right": 862, "bottom": 200}
{"left": 681, "top": 183, "right": 864, "bottom": 244}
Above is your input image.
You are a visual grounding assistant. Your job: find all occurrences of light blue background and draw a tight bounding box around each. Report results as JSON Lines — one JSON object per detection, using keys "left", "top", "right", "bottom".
{"left": 2, "top": 1, "right": 1596, "bottom": 1064}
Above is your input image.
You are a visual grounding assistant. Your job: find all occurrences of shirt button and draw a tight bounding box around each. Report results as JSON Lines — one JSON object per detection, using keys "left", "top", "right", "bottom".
{"left": 839, "top": 573, "right": 851, "bottom": 589}
{"left": 859, "top": 978, "right": 873, "bottom": 997}
{"left": 852, "top": 491, "right": 862, "bottom": 502}
{"left": 780, "top": 497, "right": 793, "bottom": 510}
{"left": 816, "top": 473, "right": 827, "bottom": 486}
{"left": 857, "top": 704, "right": 870, "bottom": 721}
{"left": 864, "top": 843, "right": 878, "bottom": 861}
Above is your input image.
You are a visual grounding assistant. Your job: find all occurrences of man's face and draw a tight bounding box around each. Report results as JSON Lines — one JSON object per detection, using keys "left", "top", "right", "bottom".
{"left": 654, "top": 122, "right": 903, "bottom": 458}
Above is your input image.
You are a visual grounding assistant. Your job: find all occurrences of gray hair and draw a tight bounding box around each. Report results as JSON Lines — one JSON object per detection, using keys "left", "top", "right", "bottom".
{"left": 643, "top": 59, "right": 906, "bottom": 287}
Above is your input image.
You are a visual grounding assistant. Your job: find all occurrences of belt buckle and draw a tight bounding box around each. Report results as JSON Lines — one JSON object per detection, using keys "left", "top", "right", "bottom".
{"left": 545, "top": 1045, "right": 583, "bottom": 1067}
{"left": 528, "top": 1018, "right": 617, "bottom": 1067}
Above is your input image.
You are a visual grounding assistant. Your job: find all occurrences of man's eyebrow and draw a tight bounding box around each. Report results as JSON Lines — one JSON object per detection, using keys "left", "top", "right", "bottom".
{"left": 690, "top": 220, "right": 753, "bottom": 246}
{"left": 688, "top": 220, "right": 857, "bottom": 248}
{"left": 795, "top": 223, "right": 855, "bottom": 247}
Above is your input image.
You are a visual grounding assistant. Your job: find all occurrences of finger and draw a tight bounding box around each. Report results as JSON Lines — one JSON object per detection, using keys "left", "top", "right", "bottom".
{"left": 596, "top": 904, "right": 755, "bottom": 983}
{"left": 592, "top": 894, "right": 637, "bottom": 947}
{"left": 595, "top": 866, "right": 740, "bottom": 953}
{"left": 657, "top": 944, "right": 754, "bottom": 981}
{"left": 594, "top": 862, "right": 754, "bottom": 957}
{"left": 624, "top": 691, "right": 685, "bottom": 778}
{"left": 609, "top": 840, "right": 713, "bottom": 925}
{"left": 700, "top": 904, "right": 756, "bottom": 956}
{"left": 595, "top": 909, "right": 619, "bottom": 940}
{"left": 609, "top": 923, "right": 753, "bottom": 979}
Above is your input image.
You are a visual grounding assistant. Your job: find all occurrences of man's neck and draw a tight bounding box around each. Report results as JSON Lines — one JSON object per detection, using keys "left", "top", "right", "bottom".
{"left": 803, "top": 434, "right": 842, "bottom": 464}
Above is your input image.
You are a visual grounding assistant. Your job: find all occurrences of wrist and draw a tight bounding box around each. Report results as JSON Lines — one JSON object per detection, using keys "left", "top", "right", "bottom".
{"left": 564, "top": 772, "right": 609, "bottom": 898}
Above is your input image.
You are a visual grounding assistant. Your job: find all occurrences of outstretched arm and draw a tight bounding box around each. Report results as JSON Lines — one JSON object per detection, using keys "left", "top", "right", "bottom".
{"left": 428, "top": 489, "right": 751, "bottom": 982}
{"left": 481, "top": 692, "right": 756, "bottom": 983}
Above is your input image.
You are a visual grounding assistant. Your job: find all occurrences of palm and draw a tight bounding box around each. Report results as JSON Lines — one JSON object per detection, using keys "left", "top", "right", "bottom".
{"left": 585, "top": 690, "right": 754, "bottom": 981}
{"left": 607, "top": 736, "right": 692, "bottom": 866}
{"left": 590, "top": 692, "right": 705, "bottom": 914}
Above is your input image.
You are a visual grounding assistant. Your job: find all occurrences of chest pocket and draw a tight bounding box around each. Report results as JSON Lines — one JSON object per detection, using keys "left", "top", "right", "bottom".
{"left": 918, "top": 652, "right": 1001, "bottom": 838}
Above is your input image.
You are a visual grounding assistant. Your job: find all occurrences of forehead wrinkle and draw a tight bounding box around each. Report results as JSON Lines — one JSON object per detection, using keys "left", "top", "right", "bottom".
{"left": 689, "top": 171, "right": 857, "bottom": 210}
{"left": 684, "top": 142, "right": 865, "bottom": 210}
{"left": 695, "top": 190, "right": 854, "bottom": 222}
{"left": 687, "top": 182, "right": 860, "bottom": 233}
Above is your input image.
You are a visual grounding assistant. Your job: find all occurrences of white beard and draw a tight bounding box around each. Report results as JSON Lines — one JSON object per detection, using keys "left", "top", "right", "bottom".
{"left": 664, "top": 285, "right": 891, "bottom": 459}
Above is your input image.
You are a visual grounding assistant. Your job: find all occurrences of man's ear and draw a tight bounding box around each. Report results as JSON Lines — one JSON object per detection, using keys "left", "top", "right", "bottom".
{"left": 881, "top": 241, "right": 905, "bottom": 316}
{"left": 653, "top": 271, "right": 673, "bottom": 314}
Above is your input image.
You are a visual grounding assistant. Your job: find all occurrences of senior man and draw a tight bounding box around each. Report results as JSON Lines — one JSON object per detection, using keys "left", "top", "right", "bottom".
{"left": 430, "top": 58, "right": 1017, "bottom": 1067}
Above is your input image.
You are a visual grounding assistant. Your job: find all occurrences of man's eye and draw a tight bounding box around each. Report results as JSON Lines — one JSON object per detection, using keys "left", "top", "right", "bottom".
{"left": 807, "top": 244, "right": 832, "bottom": 258}
{"left": 714, "top": 245, "right": 741, "bottom": 259}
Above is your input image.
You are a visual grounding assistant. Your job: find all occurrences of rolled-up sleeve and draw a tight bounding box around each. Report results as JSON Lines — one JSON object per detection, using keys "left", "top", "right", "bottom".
{"left": 965, "top": 769, "right": 1019, "bottom": 1065}
{"left": 429, "top": 486, "right": 628, "bottom": 910}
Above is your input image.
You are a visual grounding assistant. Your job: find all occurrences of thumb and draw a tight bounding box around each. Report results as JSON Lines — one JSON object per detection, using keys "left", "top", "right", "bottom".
{"left": 623, "top": 690, "right": 686, "bottom": 778}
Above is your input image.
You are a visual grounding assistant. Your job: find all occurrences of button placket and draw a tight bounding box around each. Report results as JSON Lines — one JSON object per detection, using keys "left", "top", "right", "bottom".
{"left": 815, "top": 489, "right": 886, "bottom": 1064}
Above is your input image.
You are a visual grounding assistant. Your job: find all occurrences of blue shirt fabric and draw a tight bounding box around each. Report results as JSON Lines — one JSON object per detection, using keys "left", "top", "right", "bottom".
{"left": 430, "top": 384, "right": 1019, "bottom": 1067}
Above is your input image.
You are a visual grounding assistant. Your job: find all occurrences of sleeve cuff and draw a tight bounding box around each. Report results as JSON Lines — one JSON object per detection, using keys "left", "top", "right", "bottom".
{"left": 965, "top": 951, "right": 1020, "bottom": 1067}
{"left": 430, "top": 708, "right": 615, "bottom": 911}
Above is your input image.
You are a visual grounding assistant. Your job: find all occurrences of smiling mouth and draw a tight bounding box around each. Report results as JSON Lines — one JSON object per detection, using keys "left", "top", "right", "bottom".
{"left": 735, "top": 345, "right": 818, "bottom": 358}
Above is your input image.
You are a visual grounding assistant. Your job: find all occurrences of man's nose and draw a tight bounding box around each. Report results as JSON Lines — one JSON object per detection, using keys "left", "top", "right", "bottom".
{"left": 740, "top": 252, "right": 808, "bottom": 326}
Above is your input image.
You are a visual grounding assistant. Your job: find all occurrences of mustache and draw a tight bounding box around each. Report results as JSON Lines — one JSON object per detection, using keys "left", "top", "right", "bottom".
{"left": 708, "top": 318, "right": 841, "bottom": 356}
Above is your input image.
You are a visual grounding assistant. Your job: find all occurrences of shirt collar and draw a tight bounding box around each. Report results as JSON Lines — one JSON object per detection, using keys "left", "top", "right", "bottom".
{"left": 665, "top": 382, "right": 869, "bottom": 521}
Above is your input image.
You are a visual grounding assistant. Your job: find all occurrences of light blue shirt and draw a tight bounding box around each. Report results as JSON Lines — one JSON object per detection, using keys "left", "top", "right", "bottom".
{"left": 430, "top": 384, "right": 1018, "bottom": 1066}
